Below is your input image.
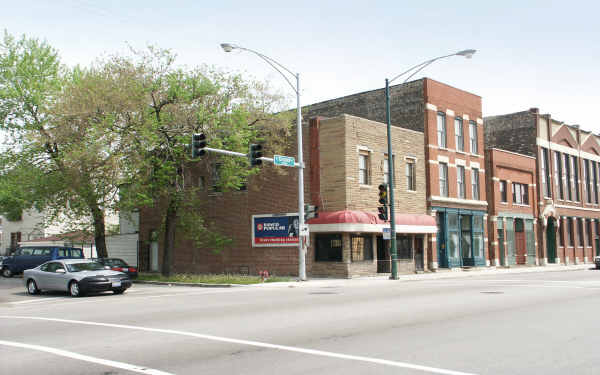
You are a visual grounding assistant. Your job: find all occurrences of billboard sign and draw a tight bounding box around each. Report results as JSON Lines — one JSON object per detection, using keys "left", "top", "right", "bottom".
{"left": 252, "top": 213, "right": 299, "bottom": 247}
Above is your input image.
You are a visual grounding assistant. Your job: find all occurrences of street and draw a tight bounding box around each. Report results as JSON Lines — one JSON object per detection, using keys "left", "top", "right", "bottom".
{"left": 1, "top": 269, "right": 600, "bottom": 374}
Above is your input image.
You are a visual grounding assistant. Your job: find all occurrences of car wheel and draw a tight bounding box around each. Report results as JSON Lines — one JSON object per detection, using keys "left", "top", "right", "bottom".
{"left": 69, "top": 281, "right": 81, "bottom": 297}
{"left": 2, "top": 267, "right": 12, "bottom": 278}
{"left": 27, "top": 279, "right": 40, "bottom": 295}
{"left": 113, "top": 288, "right": 126, "bottom": 295}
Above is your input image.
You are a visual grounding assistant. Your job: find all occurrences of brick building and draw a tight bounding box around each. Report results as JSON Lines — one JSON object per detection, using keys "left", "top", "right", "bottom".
{"left": 303, "top": 78, "right": 488, "bottom": 270}
{"left": 485, "top": 148, "right": 538, "bottom": 266}
{"left": 485, "top": 108, "right": 600, "bottom": 266}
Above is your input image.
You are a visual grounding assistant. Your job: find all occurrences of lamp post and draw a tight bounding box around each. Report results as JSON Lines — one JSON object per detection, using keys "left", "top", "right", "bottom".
{"left": 385, "top": 49, "right": 476, "bottom": 280}
{"left": 220, "top": 43, "right": 307, "bottom": 281}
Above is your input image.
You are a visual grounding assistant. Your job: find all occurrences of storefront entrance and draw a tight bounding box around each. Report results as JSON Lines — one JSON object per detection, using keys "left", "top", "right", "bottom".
{"left": 435, "top": 208, "right": 486, "bottom": 268}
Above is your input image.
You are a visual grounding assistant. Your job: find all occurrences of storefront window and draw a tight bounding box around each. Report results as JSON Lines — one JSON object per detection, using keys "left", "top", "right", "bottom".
{"left": 315, "top": 234, "right": 343, "bottom": 261}
{"left": 461, "top": 215, "right": 472, "bottom": 258}
{"left": 397, "top": 235, "right": 412, "bottom": 259}
{"left": 351, "top": 234, "right": 373, "bottom": 261}
{"left": 448, "top": 213, "right": 459, "bottom": 259}
{"left": 473, "top": 216, "right": 484, "bottom": 258}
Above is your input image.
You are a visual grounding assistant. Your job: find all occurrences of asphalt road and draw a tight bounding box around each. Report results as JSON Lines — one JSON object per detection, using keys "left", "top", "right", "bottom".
{"left": 1, "top": 269, "right": 600, "bottom": 375}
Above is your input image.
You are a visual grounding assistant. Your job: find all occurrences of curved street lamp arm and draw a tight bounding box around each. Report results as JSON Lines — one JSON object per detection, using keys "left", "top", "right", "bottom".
{"left": 388, "top": 52, "right": 461, "bottom": 84}
{"left": 228, "top": 45, "right": 298, "bottom": 95}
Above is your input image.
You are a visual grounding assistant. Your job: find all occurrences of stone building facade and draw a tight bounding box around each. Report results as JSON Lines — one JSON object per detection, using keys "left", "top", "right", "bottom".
{"left": 485, "top": 108, "right": 600, "bottom": 266}
{"left": 485, "top": 148, "right": 538, "bottom": 266}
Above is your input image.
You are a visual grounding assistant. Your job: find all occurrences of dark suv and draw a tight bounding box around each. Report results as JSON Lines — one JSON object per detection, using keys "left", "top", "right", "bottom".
{"left": 1, "top": 246, "right": 84, "bottom": 277}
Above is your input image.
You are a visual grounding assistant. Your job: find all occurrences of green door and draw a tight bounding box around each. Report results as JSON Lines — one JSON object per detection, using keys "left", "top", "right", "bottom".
{"left": 547, "top": 217, "right": 557, "bottom": 263}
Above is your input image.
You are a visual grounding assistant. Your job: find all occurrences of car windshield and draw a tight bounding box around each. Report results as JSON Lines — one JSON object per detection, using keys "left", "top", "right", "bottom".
{"left": 66, "top": 262, "right": 106, "bottom": 272}
{"left": 104, "top": 259, "right": 127, "bottom": 267}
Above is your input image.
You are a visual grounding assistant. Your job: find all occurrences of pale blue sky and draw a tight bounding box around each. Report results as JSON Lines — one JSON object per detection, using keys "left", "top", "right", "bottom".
{"left": 3, "top": 0, "right": 599, "bottom": 132}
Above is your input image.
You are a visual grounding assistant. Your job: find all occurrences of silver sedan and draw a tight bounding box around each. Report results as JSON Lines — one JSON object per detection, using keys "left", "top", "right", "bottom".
{"left": 23, "top": 259, "right": 132, "bottom": 297}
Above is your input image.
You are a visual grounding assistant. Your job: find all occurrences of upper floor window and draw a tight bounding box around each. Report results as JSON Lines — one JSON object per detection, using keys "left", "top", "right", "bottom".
{"left": 512, "top": 183, "right": 529, "bottom": 205}
{"left": 471, "top": 168, "right": 480, "bottom": 200}
{"left": 383, "top": 154, "right": 395, "bottom": 185}
{"left": 594, "top": 161, "right": 599, "bottom": 204}
{"left": 437, "top": 112, "right": 446, "bottom": 148}
{"left": 554, "top": 151, "right": 564, "bottom": 200}
{"left": 500, "top": 180, "right": 507, "bottom": 202}
{"left": 572, "top": 156, "right": 579, "bottom": 201}
{"left": 457, "top": 165, "right": 466, "bottom": 199}
{"left": 585, "top": 159, "right": 592, "bottom": 203}
{"left": 565, "top": 154, "right": 572, "bottom": 200}
{"left": 469, "top": 121, "right": 478, "bottom": 154}
{"left": 455, "top": 118, "right": 464, "bottom": 151}
{"left": 439, "top": 163, "right": 448, "bottom": 197}
{"left": 358, "top": 151, "right": 370, "bottom": 185}
{"left": 541, "top": 148, "right": 551, "bottom": 198}
{"left": 406, "top": 159, "right": 416, "bottom": 191}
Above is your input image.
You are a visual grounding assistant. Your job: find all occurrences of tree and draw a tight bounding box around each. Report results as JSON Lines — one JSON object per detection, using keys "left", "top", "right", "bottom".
{"left": 113, "top": 47, "right": 293, "bottom": 276}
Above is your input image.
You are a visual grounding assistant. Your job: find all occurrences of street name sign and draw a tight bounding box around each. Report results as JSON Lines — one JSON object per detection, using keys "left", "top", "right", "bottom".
{"left": 274, "top": 155, "right": 295, "bottom": 167}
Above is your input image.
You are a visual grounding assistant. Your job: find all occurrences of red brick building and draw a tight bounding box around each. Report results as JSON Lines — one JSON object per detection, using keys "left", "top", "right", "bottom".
{"left": 485, "top": 148, "right": 538, "bottom": 266}
{"left": 485, "top": 108, "right": 600, "bottom": 266}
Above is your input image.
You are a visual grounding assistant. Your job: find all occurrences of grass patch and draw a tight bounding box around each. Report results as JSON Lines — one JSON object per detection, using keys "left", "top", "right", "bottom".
{"left": 137, "top": 273, "right": 292, "bottom": 285}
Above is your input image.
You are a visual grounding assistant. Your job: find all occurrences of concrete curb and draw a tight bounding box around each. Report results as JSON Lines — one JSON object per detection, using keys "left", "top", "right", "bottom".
{"left": 133, "top": 280, "right": 237, "bottom": 288}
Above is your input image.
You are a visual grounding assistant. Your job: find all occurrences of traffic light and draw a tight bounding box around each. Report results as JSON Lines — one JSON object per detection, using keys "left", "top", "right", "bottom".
{"left": 304, "top": 204, "right": 319, "bottom": 221}
{"left": 378, "top": 183, "right": 388, "bottom": 221}
{"left": 191, "top": 133, "right": 207, "bottom": 158}
{"left": 249, "top": 143, "right": 263, "bottom": 166}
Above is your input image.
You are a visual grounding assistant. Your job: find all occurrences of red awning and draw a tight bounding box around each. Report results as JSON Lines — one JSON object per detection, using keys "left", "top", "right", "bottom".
{"left": 307, "top": 210, "right": 436, "bottom": 233}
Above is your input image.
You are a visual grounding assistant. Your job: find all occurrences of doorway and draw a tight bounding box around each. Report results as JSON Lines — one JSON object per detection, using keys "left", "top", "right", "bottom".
{"left": 414, "top": 236, "right": 424, "bottom": 271}
{"left": 546, "top": 217, "right": 557, "bottom": 263}
{"left": 377, "top": 237, "right": 390, "bottom": 273}
{"left": 515, "top": 219, "right": 526, "bottom": 264}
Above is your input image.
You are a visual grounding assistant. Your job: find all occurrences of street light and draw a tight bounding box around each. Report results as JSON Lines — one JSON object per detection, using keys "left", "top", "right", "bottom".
{"left": 220, "top": 43, "right": 308, "bottom": 281}
{"left": 385, "top": 49, "right": 476, "bottom": 280}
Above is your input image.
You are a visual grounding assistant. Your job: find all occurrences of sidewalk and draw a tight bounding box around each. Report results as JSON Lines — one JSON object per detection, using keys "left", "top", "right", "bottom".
{"left": 135, "top": 263, "right": 596, "bottom": 289}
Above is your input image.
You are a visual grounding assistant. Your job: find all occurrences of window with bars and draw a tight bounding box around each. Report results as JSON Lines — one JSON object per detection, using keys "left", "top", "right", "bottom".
{"left": 469, "top": 121, "right": 478, "bottom": 154}
{"left": 455, "top": 117, "right": 464, "bottom": 151}
{"left": 351, "top": 234, "right": 373, "bottom": 261}
{"left": 315, "top": 234, "right": 343, "bottom": 262}
{"left": 471, "top": 168, "right": 480, "bottom": 200}
{"left": 437, "top": 112, "right": 446, "bottom": 148}
{"left": 439, "top": 163, "right": 448, "bottom": 197}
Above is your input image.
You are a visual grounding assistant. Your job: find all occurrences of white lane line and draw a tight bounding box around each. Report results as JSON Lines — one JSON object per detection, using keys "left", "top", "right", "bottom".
{"left": 0, "top": 339, "right": 173, "bottom": 375}
{"left": 10, "top": 297, "right": 64, "bottom": 305}
{"left": 0, "top": 316, "right": 477, "bottom": 375}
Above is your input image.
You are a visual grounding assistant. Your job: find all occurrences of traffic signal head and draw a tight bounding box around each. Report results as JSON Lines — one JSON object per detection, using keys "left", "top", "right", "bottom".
{"left": 192, "top": 133, "right": 207, "bottom": 158}
{"left": 249, "top": 144, "right": 263, "bottom": 166}
{"left": 304, "top": 204, "right": 319, "bottom": 221}
{"left": 378, "top": 206, "right": 388, "bottom": 221}
{"left": 378, "top": 183, "right": 388, "bottom": 205}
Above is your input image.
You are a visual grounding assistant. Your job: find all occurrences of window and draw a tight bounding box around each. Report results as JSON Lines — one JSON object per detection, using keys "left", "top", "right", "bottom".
{"left": 593, "top": 161, "right": 599, "bottom": 204}
{"left": 541, "top": 148, "right": 551, "bottom": 198}
{"left": 572, "top": 156, "right": 580, "bottom": 201}
{"left": 469, "top": 121, "right": 478, "bottom": 154}
{"left": 578, "top": 218, "right": 584, "bottom": 247}
{"left": 461, "top": 215, "right": 472, "bottom": 259}
{"left": 554, "top": 151, "right": 564, "bottom": 200}
{"left": 315, "top": 234, "right": 343, "bottom": 261}
{"left": 383, "top": 154, "right": 395, "bottom": 185}
{"left": 437, "top": 112, "right": 446, "bottom": 148}
{"left": 439, "top": 163, "right": 448, "bottom": 197}
{"left": 457, "top": 166, "right": 466, "bottom": 199}
{"left": 472, "top": 215, "right": 484, "bottom": 258}
{"left": 512, "top": 183, "right": 529, "bottom": 205}
{"left": 585, "top": 160, "right": 591, "bottom": 203}
{"left": 565, "top": 154, "right": 572, "bottom": 200}
{"left": 559, "top": 219, "right": 565, "bottom": 246}
{"left": 33, "top": 248, "right": 52, "bottom": 256}
{"left": 406, "top": 159, "right": 416, "bottom": 191}
{"left": 568, "top": 218, "right": 574, "bottom": 247}
{"left": 455, "top": 117, "right": 464, "bottom": 151}
{"left": 397, "top": 236, "right": 413, "bottom": 259}
{"left": 587, "top": 219, "right": 593, "bottom": 247}
{"left": 500, "top": 180, "right": 507, "bottom": 202}
{"left": 358, "top": 151, "right": 370, "bottom": 185}
{"left": 351, "top": 235, "right": 373, "bottom": 261}
{"left": 471, "top": 168, "right": 480, "bottom": 200}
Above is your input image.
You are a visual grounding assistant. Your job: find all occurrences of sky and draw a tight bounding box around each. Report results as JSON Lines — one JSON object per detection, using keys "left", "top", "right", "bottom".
{"left": 3, "top": 0, "right": 599, "bottom": 132}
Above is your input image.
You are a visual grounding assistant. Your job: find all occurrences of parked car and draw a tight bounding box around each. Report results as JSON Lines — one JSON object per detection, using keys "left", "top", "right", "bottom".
{"left": 93, "top": 258, "right": 138, "bottom": 279}
{"left": 24, "top": 259, "right": 132, "bottom": 297}
{"left": 1, "top": 246, "right": 84, "bottom": 278}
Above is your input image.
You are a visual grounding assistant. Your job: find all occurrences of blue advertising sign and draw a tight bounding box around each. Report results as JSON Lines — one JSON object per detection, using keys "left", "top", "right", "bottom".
{"left": 252, "top": 214, "right": 299, "bottom": 247}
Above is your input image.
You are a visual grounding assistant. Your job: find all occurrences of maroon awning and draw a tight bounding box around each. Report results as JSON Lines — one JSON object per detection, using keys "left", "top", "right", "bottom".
{"left": 307, "top": 210, "right": 436, "bottom": 233}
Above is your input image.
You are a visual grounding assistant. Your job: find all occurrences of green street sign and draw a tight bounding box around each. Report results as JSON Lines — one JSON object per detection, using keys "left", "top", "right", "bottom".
{"left": 274, "top": 155, "right": 295, "bottom": 167}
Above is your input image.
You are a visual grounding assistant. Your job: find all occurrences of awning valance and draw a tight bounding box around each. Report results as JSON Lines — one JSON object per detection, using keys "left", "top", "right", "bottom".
{"left": 307, "top": 210, "right": 436, "bottom": 234}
